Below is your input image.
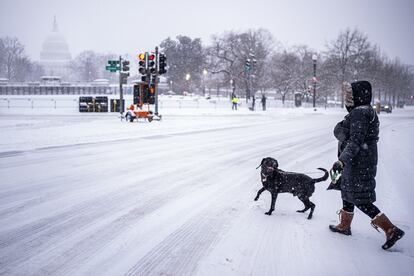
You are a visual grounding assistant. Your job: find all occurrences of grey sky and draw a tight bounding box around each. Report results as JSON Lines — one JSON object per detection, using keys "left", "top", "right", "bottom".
{"left": 1, "top": 0, "right": 413, "bottom": 65}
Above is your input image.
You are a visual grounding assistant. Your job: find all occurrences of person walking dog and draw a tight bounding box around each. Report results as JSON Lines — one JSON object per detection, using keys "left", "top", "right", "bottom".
{"left": 329, "top": 80, "right": 404, "bottom": 250}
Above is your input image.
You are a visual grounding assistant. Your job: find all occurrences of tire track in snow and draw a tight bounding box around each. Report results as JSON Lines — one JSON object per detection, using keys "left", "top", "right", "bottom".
{"left": 124, "top": 182, "right": 245, "bottom": 276}
{"left": 0, "top": 117, "right": 335, "bottom": 275}
{"left": 16, "top": 158, "right": 253, "bottom": 276}
{"left": 123, "top": 136, "right": 334, "bottom": 276}
{"left": 28, "top": 128, "right": 332, "bottom": 276}
{"left": 0, "top": 119, "right": 328, "bottom": 220}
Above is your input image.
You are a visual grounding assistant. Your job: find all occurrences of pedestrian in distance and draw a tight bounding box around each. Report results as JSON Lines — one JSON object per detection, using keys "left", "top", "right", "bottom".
{"left": 261, "top": 94, "right": 267, "bottom": 111}
{"left": 232, "top": 95, "right": 239, "bottom": 110}
{"left": 329, "top": 80, "right": 404, "bottom": 250}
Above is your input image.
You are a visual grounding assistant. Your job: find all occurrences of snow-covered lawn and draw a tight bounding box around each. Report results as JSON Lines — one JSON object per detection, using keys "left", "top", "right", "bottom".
{"left": 0, "top": 106, "right": 413, "bottom": 275}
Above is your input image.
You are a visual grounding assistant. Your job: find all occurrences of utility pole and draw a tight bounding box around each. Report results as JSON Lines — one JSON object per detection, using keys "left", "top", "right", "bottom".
{"left": 312, "top": 54, "right": 318, "bottom": 109}
{"left": 119, "top": 55, "right": 123, "bottom": 115}
{"left": 155, "top": 46, "right": 159, "bottom": 115}
{"left": 245, "top": 52, "right": 256, "bottom": 104}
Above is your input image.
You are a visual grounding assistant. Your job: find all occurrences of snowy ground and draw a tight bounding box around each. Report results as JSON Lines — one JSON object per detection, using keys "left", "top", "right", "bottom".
{"left": 0, "top": 105, "right": 413, "bottom": 276}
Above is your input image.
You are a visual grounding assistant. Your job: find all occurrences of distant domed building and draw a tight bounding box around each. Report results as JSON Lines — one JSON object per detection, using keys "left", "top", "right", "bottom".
{"left": 40, "top": 16, "right": 71, "bottom": 78}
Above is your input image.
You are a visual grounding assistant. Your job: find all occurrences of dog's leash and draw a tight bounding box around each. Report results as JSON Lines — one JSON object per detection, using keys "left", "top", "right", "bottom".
{"left": 302, "top": 171, "right": 326, "bottom": 175}
{"left": 256, "top": 165, "right": 325, "bottom": 175}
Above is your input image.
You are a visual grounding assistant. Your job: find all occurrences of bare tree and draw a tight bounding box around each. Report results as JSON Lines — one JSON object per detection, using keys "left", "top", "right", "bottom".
{"left": 207, "top": 31, "right": 244, "bottom": 97}
{"left": 290, "top": 45, "right": 313, "bottom": 90}
{"left": 269, "top": 50, "right": 301, "bottom": 104}
{"left": 70, "top": 51, "right": 98, "bottom": 82}
{"left": 324, "top": 28, "right": 373, "bottom": 107}
{"left": 69, "top": 51, "right": 122, "bottom": 83}
{"left": 0, "top": 37, "right": 24, "bottom": 80}
{"left": 206, "top": 29, "right": 275, "bottom": 100}
{"left": 0, "top": 36, "right": 45, "bottom": 82}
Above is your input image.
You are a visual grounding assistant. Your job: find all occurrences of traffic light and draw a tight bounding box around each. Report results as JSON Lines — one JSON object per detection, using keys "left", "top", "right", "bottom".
{"left": 148, "top": 54, "right": 156, "bottom": 74}
{"left": 151, "top": 75, "right": 158, "bottom": 84}
{"left": 138, "top": 53, "right": 147, "bottom": 75}
{"left": 148, "top": 84, "right": 155, "bottom": 104}
{"left": 143, "top": 85, "right": 150, "bottom": 104}
{"left": 121, "top": 72, "right": 128, "bottom": 84}
{"left": 133, "top": 84, "right": 140, "bottom": 105}
{"left": 245, "top": 58, "right": 251, "bottom": 71}
{"left": 121, "top": 60, "right": 130, "bottom": 84}
{"left": 159, "top": 53, "right": 167, "bottom": 75}
{"left": 122, "top": 60, "right": 130, "bottom": 72}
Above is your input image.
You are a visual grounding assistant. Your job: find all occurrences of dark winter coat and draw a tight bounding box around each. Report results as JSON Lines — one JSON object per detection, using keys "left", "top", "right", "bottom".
{"left": 334, "top": 81, "right": 379, "bottom": 205}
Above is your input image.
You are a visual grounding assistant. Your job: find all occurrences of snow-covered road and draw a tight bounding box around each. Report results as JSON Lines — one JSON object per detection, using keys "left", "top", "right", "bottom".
{"left": 0, "top": 108, "right": 413, "bottom": 276}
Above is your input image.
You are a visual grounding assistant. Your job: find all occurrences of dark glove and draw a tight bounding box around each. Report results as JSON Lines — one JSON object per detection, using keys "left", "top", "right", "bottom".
{"left": 331, "top": 160, "right": 344, "bottom": 173}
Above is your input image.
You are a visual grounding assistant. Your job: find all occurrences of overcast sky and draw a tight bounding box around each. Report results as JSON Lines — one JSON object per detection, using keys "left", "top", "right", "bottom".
{"left": 1, "top": 0, "right": 413, "bottom": 65}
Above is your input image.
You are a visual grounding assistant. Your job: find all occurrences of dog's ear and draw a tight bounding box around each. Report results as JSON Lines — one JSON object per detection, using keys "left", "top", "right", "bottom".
{"left": 256, "top": 158, "right": 266, "bottom": 169}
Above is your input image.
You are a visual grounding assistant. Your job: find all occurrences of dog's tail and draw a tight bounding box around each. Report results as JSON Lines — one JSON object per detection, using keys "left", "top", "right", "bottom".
{"left": 313, "top": 168, "right": 329, "bottom": 183}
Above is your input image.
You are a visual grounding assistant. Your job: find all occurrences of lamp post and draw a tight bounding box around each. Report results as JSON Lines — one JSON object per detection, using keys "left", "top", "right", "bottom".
{"left": 169, "top": 80, "right": 173, "bottom": 92}
{"left": 230, "top": 78, "right": 236, "bottom": 99}
{"left": 312, "top": 54, "right": 317, "bottom": 108}
{"left": 202, "top": 69, "right": 208, "bottom": 96}
{"left": 185, "top": 73, "right": 191, "bottom": 95}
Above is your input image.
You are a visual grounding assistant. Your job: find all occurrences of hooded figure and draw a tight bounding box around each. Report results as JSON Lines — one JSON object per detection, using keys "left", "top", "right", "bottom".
{"left": 329, "top": 80, "right": 404, "bottom": 250}
{"left": 336, "top": 80, "right": 379, "bottom": 204}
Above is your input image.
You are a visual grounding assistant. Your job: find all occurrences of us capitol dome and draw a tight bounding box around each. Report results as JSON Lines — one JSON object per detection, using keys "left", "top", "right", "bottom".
{"left": 39, "top": 16, "right": 71, "bottom": 78}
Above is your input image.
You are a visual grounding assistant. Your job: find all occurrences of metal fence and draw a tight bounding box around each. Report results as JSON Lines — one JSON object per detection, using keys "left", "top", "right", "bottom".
{"left": 0, "top": 95, "right": 333, "bottom": 112}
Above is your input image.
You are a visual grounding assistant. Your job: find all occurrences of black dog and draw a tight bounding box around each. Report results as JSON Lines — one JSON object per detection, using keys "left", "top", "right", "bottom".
{"left": 254, "top": 157, "right": 328, "bottom": 219}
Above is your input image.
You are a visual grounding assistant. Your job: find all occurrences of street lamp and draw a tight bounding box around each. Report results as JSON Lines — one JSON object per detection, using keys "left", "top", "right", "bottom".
{"left": 230, "top": 78, "right": 235, "bottom": 99}
{"left": 203, "top": 69, "right": 208, "bottom": 96}
{"left": 312, "top": 54, "right": 317, "bottom": 108}
{"left": 185, "top": 73, "right": 191, "bottom": 95}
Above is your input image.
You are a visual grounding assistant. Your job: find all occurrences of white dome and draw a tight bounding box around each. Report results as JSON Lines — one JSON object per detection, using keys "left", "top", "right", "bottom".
{"left": 40, "top": 17, "right": 71, "bottom": 62}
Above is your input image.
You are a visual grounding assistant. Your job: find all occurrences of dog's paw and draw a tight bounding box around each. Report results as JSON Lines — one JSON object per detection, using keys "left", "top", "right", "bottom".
{"left": 254, "top": 197, "right": 259, "bottom": 201}
{"left": 265, "top": 211, "right": 273, "bottom": 216}
{"left": 296, "top": 209, "right": 306, "bottom": 213}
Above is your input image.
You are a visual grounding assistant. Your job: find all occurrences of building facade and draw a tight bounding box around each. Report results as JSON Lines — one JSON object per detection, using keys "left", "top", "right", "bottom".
{"left": 39, "top": 17, "right": 71, "bottom": 78}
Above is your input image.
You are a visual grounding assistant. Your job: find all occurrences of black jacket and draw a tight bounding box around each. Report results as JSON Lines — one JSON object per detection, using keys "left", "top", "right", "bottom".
{"left": 334, "top": 82, "right": 380, "bottom": 205}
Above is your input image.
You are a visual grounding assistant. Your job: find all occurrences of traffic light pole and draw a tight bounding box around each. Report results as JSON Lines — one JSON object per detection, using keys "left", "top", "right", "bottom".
{"left": 154, "top": 46, "right": 159, "bottom": 116}
{"left": 247, "top": 72, "right": 251, "bottom": 103}
{"left": 119, "top": 55, "right": 124, "bottom": 115}
{"left": 313, "top": 59, "right": 316, "bottom": 108}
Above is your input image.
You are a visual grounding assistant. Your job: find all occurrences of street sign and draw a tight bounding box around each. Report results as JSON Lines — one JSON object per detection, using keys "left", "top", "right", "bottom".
{"left": 108, "top": 60, "right": 120, "bottom": 65}
{"left": 106, "top": 65, "right": 120, "bottom": 72}
{"left": 106, "top": 60, "right": 120, "bottom": 72}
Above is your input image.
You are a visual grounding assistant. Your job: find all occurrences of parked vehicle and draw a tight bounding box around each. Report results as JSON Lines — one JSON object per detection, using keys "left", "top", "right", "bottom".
{"left": 381, "top": 103, "right": 392, "bottom": 113}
